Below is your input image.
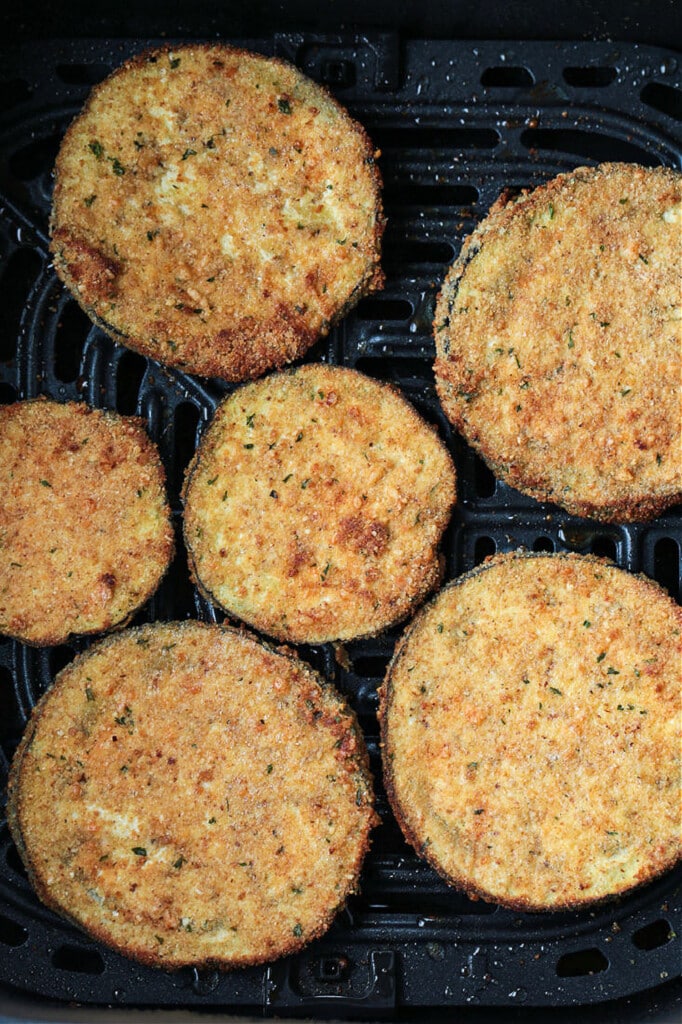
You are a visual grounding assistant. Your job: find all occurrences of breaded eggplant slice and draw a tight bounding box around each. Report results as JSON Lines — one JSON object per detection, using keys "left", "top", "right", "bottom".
{"left": 182, "top": 364, "right": 456, "bottom": 644}
{"left": 0, "top": 399, "right": 173, "bottom": 646}
{"left": 433, "top": 163, "right": 682, "bottom": 522}
{"left": 50, "top": 44, "right": 384, "bottom": 383}
{"left": 380, "top": 550, "right": 682, "bottom": 911}
{"left": 7, "top": 620, "right": 377, "bottom": 969}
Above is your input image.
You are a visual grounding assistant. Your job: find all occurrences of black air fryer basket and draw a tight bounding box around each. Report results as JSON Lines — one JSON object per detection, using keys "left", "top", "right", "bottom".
{"left": 0, "top": 12, "right": 681, "bottom": 1023}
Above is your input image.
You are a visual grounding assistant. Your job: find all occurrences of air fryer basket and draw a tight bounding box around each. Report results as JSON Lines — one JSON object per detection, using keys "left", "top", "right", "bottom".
{"left": 0, "top": 33, "right": 680, "bottom": 1019}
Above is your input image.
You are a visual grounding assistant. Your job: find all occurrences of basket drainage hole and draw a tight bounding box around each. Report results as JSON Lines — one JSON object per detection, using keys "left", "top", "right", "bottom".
{"left": 556, "top": 947, "right": 609, "bottom": 977}
{"left": 473, "top": 457, "right": 496, "bottom": 498}
{"left": 653, "top": 538, "right": 679, "bottom": 600}
{"left": 315, "top": 955, "right": 350, "bottom": 982}
{"left": 640, "top": 82, "right": 682, "bottom": 122}
{"left": 351, "top": 654, "right": 390, "bottom": 678}
{"left": 171, "top": 401, "right": 201, "bottom": 497}
{"left": 116, "top": 349, "right": 147, "bottom": 416}
{"left": 632, "top": 918, "right": 674, "bottom": 951}
{"left": 354, "top": 297, "right": 413, "bottom": 322}
{"left": 0, "top": 912, "right": 28, "bottom": 947}
{"left": 590, "top": 535, "right": 617, "bottom": 560}
{"left": 481, "top": 66, "right": 534, "bottom": 88}
{"left": 49, "top": 644, "right": 76, "bottom": 677}
{"left": 0, "top": 665, "right": 23, "bottom": 743}
{"left": 474, "top": 536, "right": 496, "bottom": 564}
{"left": 54, "top": 301, "right": 90, "bottom": 383}
{"left": 52, "top": 944, "right": 106, "bottom": 974}
{"left": 56, "top": 63, "right": 112, "bottom": 86}
{"left": 0, "top": 383, "right": 18, "bottom": 405}
{"left": 0, "top": 248, "right": 43, "bottom": 361}
{"left": 0, "top": 78, "right": 32, "bottom": 114}
{"left": 563, "top": 66, "right": 617, "bottom": 87}
{"left": 321, "top": 59, "right": 355, "bottom": 88}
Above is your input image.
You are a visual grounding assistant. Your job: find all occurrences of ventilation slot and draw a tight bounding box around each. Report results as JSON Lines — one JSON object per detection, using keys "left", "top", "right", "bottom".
{"left": 320, "top": 59, "right": 356, "bottom": 89}
{"left": 384, "top": 182, "right": 478, "bottom": 209}
{"left": 48, "top": 645, "right": 76, "bottom": 678}
{"left": 56, "top": 63, "right": 112, "bottom": 86}
{"left": 171, "top": 401, "right": 201, "bottom": 498}
{"left": 563, "top": 66, "right": 617, "bottom": 87}
{"left": 377, "top": 126, "right": 500, "bottom": 150}
{"left": 52, "top": 944, "right": 106, "bottom": 974}
{"left": 354, "top": 356, "right": 432, "bottom": 386}
{"left": 0, "top": 78, "right": 32, "bottom": 113}
{"left": 520, "top": 128, "right": 659, "bottom": 166}
{"left": 533, "top": 536, "right": 555, "bottom": 552}
{"left": 385, "top": 239, "right": 457, "bottom": 267}
{"left": 315, "top": 955, "right": 351, "bottom": 982}
{"left": 474, "top": 457, "right": 496, "bottom": 498}
{"left": 351, "top": 654, "right": 390, "bottom": 678}
{"left": 115, "top": 350, "right": 147, "bottom": 416}
{"left": 0, "top": 913, "right": 28, "bottom": 948}
{"left": 653, "top": 538, "right": 680, "bottom": 600}
{"left": 474, "top": 536, "right": 496, "bottom": 563}
{"left": 0, "top": 248, "right": 42, "bottom": 361}
{"left": 481, "top": 66, "right": 534, "bottom": 88}
{"left": 54, "top": 300, "right": 89, "bottom": 383}
{"left": 354, "top": 298, "right": 413, "bottom": 322}
{"left": 9, "top": 133, "right": 61, "bottom": 181}
{"left": 556, "top": 947, "right": 609, "bottom": 977}
{"left": 157, "top": 532, "right": 199, "bottom": 622}
{"left": 590, "top": 535, "right": 617, "bottom": 560}
{"left": 367, "top": 885, "right": 498, "bottom": 917}
{"left": 640, "top": 82, "right": 682, "bottom": 121}
{"left": 0, "top": 666, "right": 23, "bottom": 749}
{"left": 0, "top": 383, "right": 17, "bottom": 405}
{"left": 632, "top": 919, "right": 674, "bottom": 951}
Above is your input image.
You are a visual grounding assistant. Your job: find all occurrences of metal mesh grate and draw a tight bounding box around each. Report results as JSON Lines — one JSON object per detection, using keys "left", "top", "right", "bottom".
{"left": 0, "top": 34, "right": 680, "bottom": 1016}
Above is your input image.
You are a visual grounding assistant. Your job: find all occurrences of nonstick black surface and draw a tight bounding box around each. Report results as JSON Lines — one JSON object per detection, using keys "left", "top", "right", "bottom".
{"left": 0, "top": 32, "right": 680, "bottom": 1020}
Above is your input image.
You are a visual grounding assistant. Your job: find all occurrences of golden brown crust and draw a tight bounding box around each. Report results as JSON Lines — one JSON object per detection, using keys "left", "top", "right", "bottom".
{"left": 380, "top": 551, "right": 682, "bottom": 911}
{"left": 50, "top": 43, "right": 385, "bottom": 383}
{"left": 433, "top": 163, "right": 682, "bottom": 522}
{"left": 0, "top": 399, "right": 173, "bottom": 646}
{"left": 7, "top": 620, "right": 377, "bottom": 969}
{"left": 182, "top": 364, "right": 456, "bottom": 644}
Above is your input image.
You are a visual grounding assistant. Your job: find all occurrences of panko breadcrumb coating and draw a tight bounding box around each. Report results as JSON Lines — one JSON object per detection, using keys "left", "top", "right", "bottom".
{"left": 50, "top": 43, "right": 385, "bottom": 382}
{"left": 7, "top": 620, "right": 377, "bottom": 969}
{"left": 434, "top": 163, "right": 682, "bottom": 522}
{"left": 380, "top": 551, "right": 682, "bottom": 911}
{"left": 182, "top": 364, "right": 456, "bottom": 644}
{"left": 0, "top": 399, "right": 173, "bottom": 645}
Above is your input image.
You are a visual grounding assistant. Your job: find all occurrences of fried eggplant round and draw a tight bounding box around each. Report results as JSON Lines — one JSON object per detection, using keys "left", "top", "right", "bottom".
{"left": 50, "top": 44, "right": 385, "bottom": 383}
{"left": 433, "top": 163, "right": 682, "bottom": 522}
{"left": 380, "top": 551, "right": 682, "bottom": 911}
{"left": 182, "top": 364, "right": 456, "bottom": 644}
{"left": 0, "top": 399, "right": 173, "bottom": 646}
{"left": 7, "top": 620, "right": 377, "bottom": 969}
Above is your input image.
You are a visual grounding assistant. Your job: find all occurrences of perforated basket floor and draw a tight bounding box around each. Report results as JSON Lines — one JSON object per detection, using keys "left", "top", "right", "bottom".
{"left": 0, "top": 34, "right": 680, "bottom": 1019}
